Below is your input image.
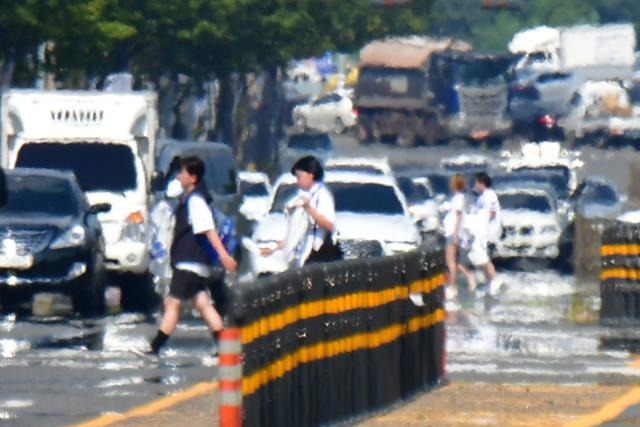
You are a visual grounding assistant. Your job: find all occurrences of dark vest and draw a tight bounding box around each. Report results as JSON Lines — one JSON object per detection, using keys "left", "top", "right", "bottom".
{"left": 170, "top": 190, "right": 213, "bottom": 268}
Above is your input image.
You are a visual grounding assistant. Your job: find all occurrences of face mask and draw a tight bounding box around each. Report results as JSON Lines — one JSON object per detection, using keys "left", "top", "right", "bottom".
{"left": 166, "top": 178, "right": 184, "bottom": 198}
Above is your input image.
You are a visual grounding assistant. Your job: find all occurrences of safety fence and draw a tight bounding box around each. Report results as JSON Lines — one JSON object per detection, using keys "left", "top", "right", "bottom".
{"left": 600, "top": 221, "right": 640, "bottom": 325}
{"left": 219, "top": 249, "right": 446, "bottom": 427}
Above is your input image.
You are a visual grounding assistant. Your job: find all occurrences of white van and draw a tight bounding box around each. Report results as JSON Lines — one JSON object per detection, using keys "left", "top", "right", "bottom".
{"left": 1, "top": 90, "right": 158, "bottom": 310}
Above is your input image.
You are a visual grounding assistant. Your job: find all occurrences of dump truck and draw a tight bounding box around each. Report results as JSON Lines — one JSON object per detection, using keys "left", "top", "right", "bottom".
{"left": 354, "top": 36, "right": 471, "bottom": 146}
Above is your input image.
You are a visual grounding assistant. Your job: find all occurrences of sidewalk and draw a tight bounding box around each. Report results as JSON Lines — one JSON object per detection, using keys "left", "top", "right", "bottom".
{"left": 74, "top": 381, "right": 635, "bottom": 427}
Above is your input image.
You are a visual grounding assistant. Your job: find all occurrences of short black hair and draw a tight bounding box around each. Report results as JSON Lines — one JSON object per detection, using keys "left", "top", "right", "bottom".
{"left": 180, "top": 156, "right": 205, "bottom": 183}
{"left": 475, "top": 171, "right": 492, "bottom": 188}
{"left": 291, "top": 155, "right": 324, "bottom": 182}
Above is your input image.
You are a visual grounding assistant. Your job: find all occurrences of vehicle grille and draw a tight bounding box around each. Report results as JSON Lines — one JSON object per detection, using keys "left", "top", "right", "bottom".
{"left": 0, "top": 229, "right": 55, "bottom": 256}
{"left": 458, "top": 85, "right": 507, "bottom": 117}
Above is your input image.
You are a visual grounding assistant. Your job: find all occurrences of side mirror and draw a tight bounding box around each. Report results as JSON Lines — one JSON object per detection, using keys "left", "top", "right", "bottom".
{"left": 89, "top": 203, "right": 111, "bottom": 214}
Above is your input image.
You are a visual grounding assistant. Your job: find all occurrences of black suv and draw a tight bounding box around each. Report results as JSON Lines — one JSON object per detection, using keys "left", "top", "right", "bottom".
{"left": 0, "top": 168, "right": 109, "bottom": 316}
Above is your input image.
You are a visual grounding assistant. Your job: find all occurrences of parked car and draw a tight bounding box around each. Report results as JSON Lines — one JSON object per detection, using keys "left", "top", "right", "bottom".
{"left": 292, "top": 92, "right": 357, "bottom": 133}
{"left": 246, "top": 171, "right": 421, "bottom": 276}
{"left": 0, "top": 169, "right": 110, "bottom": 316}
{"left": 238, "top": 171, "right": 272, "bottom": 221}
{"left": 396, "top": 176, "right": 440, "bottom": 234}
{"left": 509, "top": 72, "right": 583, "bottom": 139}
{"left": 573, "top": 178, "right": 623, "bottom": 219}
{"left": 279, "top": 132, "right": 334, "bottom": 172}
{"left": 491, "top": 183, "right": 563, "bottom": 260}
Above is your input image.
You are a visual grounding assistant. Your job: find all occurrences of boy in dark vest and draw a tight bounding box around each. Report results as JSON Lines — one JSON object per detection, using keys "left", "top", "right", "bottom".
{"left": 145, "top": 156, "right": 237, "bottom": 359}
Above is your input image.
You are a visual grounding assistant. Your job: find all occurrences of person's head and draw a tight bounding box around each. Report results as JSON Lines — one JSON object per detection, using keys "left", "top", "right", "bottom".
{"left": 450, "top": 173, "right": 466, "bottom": 193}
{"left": 291, "top": 156, "right": 324, "bottom": 191}
{"left": 475, "top": 171, "right": 492, "bottom": 192}
{"left": 177, "top": 156, "right": 205, "bottom": 190}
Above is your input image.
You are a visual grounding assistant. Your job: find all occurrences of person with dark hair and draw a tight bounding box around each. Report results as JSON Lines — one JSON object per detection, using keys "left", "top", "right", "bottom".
{"left": 262, "top": 155, "right": 341, "bottom": 266}
{"left": 141, "top": 156, "right": 237, "bottom": 361}
{"left": 472, "top": 171, "right": 502, "bottom": 294}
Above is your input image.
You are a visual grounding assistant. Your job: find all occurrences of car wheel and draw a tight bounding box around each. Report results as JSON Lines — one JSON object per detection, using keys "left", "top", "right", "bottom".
{"left": 334, "top": 117, "right": 345, "bottom": 134}
{"left": 72, "top": 254, "right": 106, "bottom": 317}
{"left": 119, "top": 272, "right": 158, "bottom": 313}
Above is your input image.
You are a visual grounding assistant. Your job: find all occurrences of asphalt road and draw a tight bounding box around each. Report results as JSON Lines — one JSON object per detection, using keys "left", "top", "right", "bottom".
{"left": 3, "top": 136, "right": 640, "bottom": 426}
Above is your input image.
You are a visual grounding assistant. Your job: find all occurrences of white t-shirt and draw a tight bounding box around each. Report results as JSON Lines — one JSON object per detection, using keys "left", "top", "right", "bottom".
{"left": 293, "top": 183, "right": 336, "bottom": 266}
{"left": 476, "top": 188, "right": 501, "bottom": 243}
{"left": 187, "top": 194, "right": 216, "bottom": 234}
{"left": 443, "top": 192, "right": 468, "bottom": 242}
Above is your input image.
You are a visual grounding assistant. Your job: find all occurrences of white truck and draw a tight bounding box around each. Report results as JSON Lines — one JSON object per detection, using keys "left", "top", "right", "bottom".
{"left": 1, "top": 90, "right": 158, "bottom": 310}
{"left": 510, "top": 23, "right": 636, "bottom": 81}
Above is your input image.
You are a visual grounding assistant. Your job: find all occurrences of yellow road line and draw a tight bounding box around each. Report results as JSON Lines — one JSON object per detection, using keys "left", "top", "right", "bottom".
{"left": 69, "top": 381, "right": 217, "bottom": 427}
{"left": 628, "top": 357, "right": 640, "bottom": 369}
{"left": 565, "top": 386, "right": 640, "bottom": 427}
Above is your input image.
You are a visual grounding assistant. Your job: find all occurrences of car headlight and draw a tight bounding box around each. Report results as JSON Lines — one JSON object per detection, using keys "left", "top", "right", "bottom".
{"left": 541, "top": 225, "right": 559, "bottom": 234}
{"left": 50, "top": 225, "right": 86, "bottom": 249}
{"left": 384, "top": 241, "right": 418, "bottom": 254}
{"left": 120, "top": 211, "right": 147, "bottom": 242}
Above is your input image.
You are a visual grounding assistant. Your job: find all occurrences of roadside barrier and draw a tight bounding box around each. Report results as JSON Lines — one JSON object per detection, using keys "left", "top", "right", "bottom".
{"left": 600, "top": 221, "right": 640, "bottom": 325}
{"left": 221, "top": 249, "right": 446, "bottom": 427}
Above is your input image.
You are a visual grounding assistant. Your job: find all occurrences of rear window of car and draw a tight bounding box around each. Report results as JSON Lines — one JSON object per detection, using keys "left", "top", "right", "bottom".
{"left": 1, "top": 175, "right": 79, "bottom": 217}
{"left": 287, "top": 133, "right": 332, "bottom": 151}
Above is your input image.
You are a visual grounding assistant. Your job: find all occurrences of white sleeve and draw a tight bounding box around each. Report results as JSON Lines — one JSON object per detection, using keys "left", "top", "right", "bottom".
{"left": 187, "top": 195, "right": 216, "bottom": 234}
{"left": 316, "top": 188, "right": 336, "bottom": 224}
{"left": 452, "top": 194, "right": 464, "bottom": 212}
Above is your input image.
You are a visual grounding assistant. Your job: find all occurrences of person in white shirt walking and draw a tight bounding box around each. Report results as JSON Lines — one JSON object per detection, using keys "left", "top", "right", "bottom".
{"left": 142, "top": 157, "right": 237, "bottom": 359}
{"left": 261, "top": 156, "right": 341, "bottom": 267}
{"left": 474, "top": 172, "right": 502, "bottom": 294}
{"left": 443, "top": 174, "right": 475, "bottom": 303}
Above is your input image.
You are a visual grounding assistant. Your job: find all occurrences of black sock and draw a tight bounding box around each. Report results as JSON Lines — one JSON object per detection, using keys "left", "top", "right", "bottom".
{"left": 150, "top": 330, "right": 170, "bottom": 354}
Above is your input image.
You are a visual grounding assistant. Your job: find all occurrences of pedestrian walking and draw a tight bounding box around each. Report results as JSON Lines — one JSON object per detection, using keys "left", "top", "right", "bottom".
{"left": 443, "top": 174, "right": 476, "bottom": 305}
{"left": 141, "top": 156, "right": 237, "bottom": 360}
{"left": 472, "top": 171, "right": 502, "bottom": 295}
{"left": 261, "top": 155, "right": 341, "bottom": 267}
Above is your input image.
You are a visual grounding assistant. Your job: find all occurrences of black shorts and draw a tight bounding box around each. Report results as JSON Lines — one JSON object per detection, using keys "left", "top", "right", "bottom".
{"left": 169, "top": 269, "right": 209, "bottom": 301}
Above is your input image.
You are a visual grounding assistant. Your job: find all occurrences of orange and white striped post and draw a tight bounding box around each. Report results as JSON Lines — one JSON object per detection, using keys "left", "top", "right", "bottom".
{"left": 219, "top": 328, "right": 243, "bottom": 427}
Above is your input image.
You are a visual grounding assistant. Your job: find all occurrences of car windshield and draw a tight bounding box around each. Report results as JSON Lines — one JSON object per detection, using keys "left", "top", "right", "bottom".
{"left": 240, "top": 181, "right": 269, "bottom": 197}
{"left": 582, "top": 183, "right": 618, "bottom": 206}
{"left": 287, "top": 133, "right": 332, "bottom": 151}
{"left": 16, "top": 142, "right": 137, "bottom": 192}
{"left": 427, "top": 174, "right": 450, "bottom": 196}
{"left": 499, "top": 193, "right": 552, "bottom": 213}
{"left": 397, "top": 177, "right": 429, "bottom": 204}
{"left": 328, "top": 182, "right": 404, "bottom": 215}
{"left": 511, "top": 167, "right": 570, "bottom": 197}
{"left": 1, "top": 175, "right": 79, "bottom": 217}
{"left": 270, "top": 183, "right": 299, "bottom": 213}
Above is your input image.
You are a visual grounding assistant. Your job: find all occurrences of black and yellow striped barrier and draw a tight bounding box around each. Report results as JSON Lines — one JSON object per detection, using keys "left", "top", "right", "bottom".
{"left": 224, "top": 250, "right": 446, "bottom": 427}
{"left": 600, "top": 222, "right": 640, "bottom": 325}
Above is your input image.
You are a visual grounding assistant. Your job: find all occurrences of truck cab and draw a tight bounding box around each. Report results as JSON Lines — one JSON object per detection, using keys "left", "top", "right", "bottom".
{"left": 1, "top": 90, "right": 158, "bottom": 309}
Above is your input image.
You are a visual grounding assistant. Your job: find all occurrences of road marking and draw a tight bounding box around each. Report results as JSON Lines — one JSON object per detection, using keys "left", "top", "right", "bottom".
{"left": 565, "top": 386, "right": 640, "bottom": 427}
{"left": 69, "top": 381, "right": 217, "bottom": 427}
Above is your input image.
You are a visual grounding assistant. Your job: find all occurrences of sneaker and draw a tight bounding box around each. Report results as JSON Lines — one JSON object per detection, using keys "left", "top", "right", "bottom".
{"left": 129, "top": 348, "right": 160, "bottom": 364}
{"left": 409, "top": 292, "right": 425, "bottom": 307}
{"left": 489, "top": 279, "right": 503, "bottom": 297}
